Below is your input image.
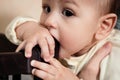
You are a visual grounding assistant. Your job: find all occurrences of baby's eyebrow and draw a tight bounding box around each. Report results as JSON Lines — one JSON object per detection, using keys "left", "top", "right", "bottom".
{"left": 43, "top": 0, "right": 51, "bottom": 3}
{"left": 62, "top": 0, "right": 78, "bottom": 6}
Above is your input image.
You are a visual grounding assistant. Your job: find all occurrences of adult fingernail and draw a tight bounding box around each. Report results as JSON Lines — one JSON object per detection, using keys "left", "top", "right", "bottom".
{"left": 31, "top": 60, "right": 35, "bottom": 66}
{"left": 32, "top": 68, "right": 36, "bottom": 74}
{"left": 103, "top": 42, "right": 112, "bottom": 54}
{"left": 104, "top": 42, "right": 111, "bottom": 49}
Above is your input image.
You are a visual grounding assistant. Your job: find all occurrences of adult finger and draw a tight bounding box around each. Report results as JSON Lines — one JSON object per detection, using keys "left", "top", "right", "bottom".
{"left": 79, "top": 42, "right": 112, "bottom": 80}
{"left": 32, "top": 68, "right": 54, "bottom": 80}
{"left": 31, "top": 60, "right": 57, "bottom": 75}
{"left": 87, "top": 42, "right": 112, "bottom": 67}
{"left": 49, "top": 58, "right": 63, "bottom": 69}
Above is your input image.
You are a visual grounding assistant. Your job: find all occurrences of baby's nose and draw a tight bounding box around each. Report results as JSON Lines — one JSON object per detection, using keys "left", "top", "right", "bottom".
{"left": 44, "top": 13, "right": 58, "bottom": 29}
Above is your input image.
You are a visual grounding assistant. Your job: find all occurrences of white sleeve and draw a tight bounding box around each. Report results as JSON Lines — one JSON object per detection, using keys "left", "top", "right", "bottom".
{"left": 5, "top": 16, "right": 38, "bottom": 45}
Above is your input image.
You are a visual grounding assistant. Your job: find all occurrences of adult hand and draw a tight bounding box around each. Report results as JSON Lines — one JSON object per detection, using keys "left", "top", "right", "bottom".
{"left": 31, "top": 58, "right": 79, "bottom": 80}
{"left": 78, "top": 42, "right": 112, "bottom": 80}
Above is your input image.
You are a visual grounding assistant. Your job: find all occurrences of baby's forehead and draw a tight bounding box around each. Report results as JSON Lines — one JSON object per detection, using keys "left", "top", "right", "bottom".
{"left": 42, "top": 0, "right": 109, "bottom": 10}
{"left": 63, "top": 0, "right": 104, "bottom": 7}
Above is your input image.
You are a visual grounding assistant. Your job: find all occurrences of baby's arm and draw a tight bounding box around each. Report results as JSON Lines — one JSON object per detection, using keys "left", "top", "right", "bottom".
{"left": 5, "top": 17, "right": 55, "bottom": 61}
{"left": 5, "top": 17, "right": 38, "bottom": 45}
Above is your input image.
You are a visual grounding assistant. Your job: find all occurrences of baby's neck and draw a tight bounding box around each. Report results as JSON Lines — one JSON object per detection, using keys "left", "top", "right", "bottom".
{"left": 74, "top": 41, "right": 98, "bottom": 57}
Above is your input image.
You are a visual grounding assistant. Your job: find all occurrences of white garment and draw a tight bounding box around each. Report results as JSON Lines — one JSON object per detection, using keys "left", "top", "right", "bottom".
{"left": 65, "top": 29, "right": 120, "bottom": 80}
{"left": 5, "top": 17, "right": 38, "bottom": 45}
{"left": 5, "top": 17, "right": 120, "bottom": 80}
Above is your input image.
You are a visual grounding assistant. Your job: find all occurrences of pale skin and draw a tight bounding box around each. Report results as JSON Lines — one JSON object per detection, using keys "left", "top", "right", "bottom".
{"left": 15, "top": 0, "right": 117, "bottom": 80}
{"left": 30, "top": 42, "right": 112, "bottom": 80}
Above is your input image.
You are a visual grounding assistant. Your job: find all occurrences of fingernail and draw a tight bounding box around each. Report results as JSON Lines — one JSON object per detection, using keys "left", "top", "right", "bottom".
{"left": 50, "top": 51, "right": 54, "bottom": 57}
{"left": 44, "top": 56, "right": 51, "bottom": 62}
{"left": 103, "top": 42, "right": 112, "bottom": 54}
{"left": 15, "top": 49, "right": 19, "bottom": 52}
{"left": 25, "top": 52, "right": 31, "bottom": 58}
{"left": 51, "top": 54, "right": 54, "bottom": 58}
{"left": 32, "top": 68, "right": 36, "bottom": 74}
{"left": 31, "top": 60, "right": 35, "bottom": 66}
{"left": 104, "top": 42, "right": 111, "bottom": 49}
{"left": 44, "top": 58, "right": 50, "bottom": 62}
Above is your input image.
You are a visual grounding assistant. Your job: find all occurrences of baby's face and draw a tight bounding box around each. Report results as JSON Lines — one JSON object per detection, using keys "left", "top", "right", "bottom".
{"left": 40, "top": 0, "right": 101, "bottom": 58}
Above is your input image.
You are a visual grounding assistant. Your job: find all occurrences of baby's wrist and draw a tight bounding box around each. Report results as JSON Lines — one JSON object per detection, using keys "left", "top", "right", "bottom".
{"left": 16, "top": 21, "right": 40, "bottom": 41}
{"left": 5, "top": 17, "right": 38, "bottom": 45}
{"left": 15, "top": 21, "right": 31, "bottom": 41}
{"left": 15, "top": 24, "right": 23, "bottom": 41}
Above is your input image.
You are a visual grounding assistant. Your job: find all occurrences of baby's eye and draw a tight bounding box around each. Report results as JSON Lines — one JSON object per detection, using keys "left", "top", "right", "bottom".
{"left": 43, "top": 5, "right": 51, "bottom": 14}
{"left": 62, "top": 9, "right": 74, "bottom": 17}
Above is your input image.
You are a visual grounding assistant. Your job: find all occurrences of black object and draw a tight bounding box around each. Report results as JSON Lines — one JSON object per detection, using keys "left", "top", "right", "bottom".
{"left": 0, "top": 33, "right": 59, "bottom": 80}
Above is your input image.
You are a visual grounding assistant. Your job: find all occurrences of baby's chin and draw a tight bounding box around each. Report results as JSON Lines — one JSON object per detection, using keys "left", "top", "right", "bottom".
{"left": 58, "top": 47, "right": 76, "bottom": 59}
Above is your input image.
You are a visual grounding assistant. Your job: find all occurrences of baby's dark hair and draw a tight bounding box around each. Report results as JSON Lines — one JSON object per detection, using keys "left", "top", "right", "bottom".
{"left": 109, "top": 0, "right": 120, "bottom": 30}
{"left": 110, "top": 0, "right": 120, "bottom": 14}
{"left": 113, "top": 0, "right": 120, "bottom": 29}
{"left": 98, "top": 0, "right": 120, "bottom": 15}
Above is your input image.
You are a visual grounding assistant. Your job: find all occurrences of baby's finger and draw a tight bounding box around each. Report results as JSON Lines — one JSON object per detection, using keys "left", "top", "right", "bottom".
{"left": 38, "top": 39, "right": 50, "bottom": 62}
{"left": 46, "top": 36, "right": 55, "bottom": 57}
{"left": 15, "top": 41, "right": 26, "bottom": 52}
{"left": 24, "top": 42, "right": 37, "bottom": 58}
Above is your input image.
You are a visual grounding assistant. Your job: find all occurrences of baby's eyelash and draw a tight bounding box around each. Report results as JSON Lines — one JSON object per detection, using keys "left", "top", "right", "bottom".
{"left": 62, "top": 8, "right": 75, "bottom": 17}
{"left": 42, "top": 5, "right": 51, "bottom": 13}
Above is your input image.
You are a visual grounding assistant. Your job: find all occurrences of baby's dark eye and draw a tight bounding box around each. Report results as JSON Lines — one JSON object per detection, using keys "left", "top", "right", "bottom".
{"left": 43, "top": 5, "right": 51, "bottom": 14}
{"left": 62, "top": 9, "right": 74, "bottom": 17}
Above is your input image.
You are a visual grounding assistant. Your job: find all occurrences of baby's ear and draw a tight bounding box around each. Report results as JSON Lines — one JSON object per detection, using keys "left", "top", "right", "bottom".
{"left": 95, "top": 13, "right": 117, "bottom": 40}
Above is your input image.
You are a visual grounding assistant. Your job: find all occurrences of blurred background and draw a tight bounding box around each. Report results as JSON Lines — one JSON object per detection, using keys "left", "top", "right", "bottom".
{"left": 0, "top": 0, "right": 42, "bottom": 33}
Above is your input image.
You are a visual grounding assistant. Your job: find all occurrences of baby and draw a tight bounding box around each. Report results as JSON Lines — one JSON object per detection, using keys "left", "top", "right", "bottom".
{"left": 5, "top": 0, "right": 120, "bottom": 80}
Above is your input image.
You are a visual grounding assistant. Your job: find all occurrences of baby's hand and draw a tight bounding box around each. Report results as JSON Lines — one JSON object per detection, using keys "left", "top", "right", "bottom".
{"left": 15, "top": 21, "right": 55, "bottom": 61}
